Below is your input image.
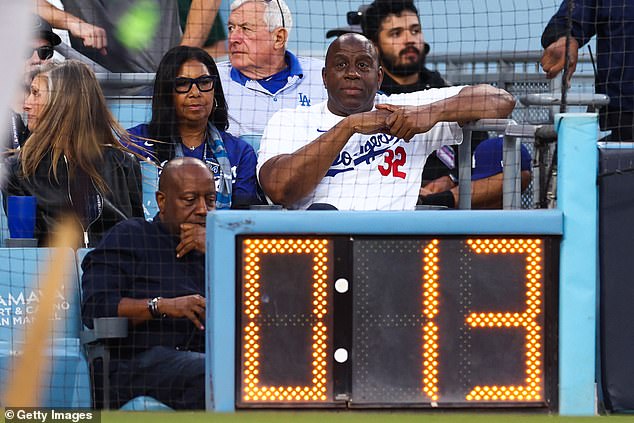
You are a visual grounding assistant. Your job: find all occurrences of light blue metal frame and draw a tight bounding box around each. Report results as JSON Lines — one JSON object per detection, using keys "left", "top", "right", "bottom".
{"left": 206, "top": 209, "right": 564, "bottom": 412}
{"left": 555, "top": 113, "right": 599, "bottom": 415}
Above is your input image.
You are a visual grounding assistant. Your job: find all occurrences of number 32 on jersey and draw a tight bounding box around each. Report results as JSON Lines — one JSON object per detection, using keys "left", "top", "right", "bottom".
{"left": 378, "top": 146, "right": 407, "bottom": 179}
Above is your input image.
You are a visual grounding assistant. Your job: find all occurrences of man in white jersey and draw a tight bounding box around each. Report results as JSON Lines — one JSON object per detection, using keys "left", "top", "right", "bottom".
{"left": 257, "top": 33, "right": 515, "bottom": 211}
{"left": 217, "top": 0, "right": 327, "bottom": 138}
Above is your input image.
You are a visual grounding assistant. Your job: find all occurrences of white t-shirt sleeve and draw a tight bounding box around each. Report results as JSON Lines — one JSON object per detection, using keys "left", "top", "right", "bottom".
{"left": 256, "top": 108, "right": 308, "bottom": 183}
{"left": 376, "top": 85, "right": 465, "bottom": 106}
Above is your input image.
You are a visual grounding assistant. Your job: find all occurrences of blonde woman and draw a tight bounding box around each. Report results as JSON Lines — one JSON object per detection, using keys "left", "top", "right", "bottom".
{"left": 3, "top": 60, "right": 142, "bottom": 247}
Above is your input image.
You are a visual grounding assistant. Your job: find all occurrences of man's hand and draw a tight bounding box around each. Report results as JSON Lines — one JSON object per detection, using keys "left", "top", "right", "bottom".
{"left": 541, "top": 36, "right": 579, "bottom": 82}
{"left": 347, "top": 109, "right": 392, "bottom": 135}
{"left": 177, "top": 223, "right": 206, "bottom": 258}
{"left": 159, "top": 294, "right": 206, "bottom": 330}
{"left": 67, "top": 21, "right": 108, "bottom": 55}
{"left": 376, "top": 103, "right": 438, "bottom": 141}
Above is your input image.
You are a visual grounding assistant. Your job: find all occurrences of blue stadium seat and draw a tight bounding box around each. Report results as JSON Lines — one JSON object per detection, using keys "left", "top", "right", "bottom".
{"left": 239, "top": 134, "right": 263, "bottom": 153}
{"left": 0, "top": 192, "right": 9, "bottom": 247}
{"left": 140, "top": 161, "right": 159, "bottom": 220}
{"left": 105, "top": 98, "right": 158, "bottom": 219}
{"left": 0, "top": 248, "right": 90, "bottom": 407}
{"left": 76, "top": 249, "right": 170, "bottom": 411}
{"left": 107, "top": 98, "right": 152, "bottom": 129}
{"left": 120, "top": 396, "right": 173, "bottom": 411}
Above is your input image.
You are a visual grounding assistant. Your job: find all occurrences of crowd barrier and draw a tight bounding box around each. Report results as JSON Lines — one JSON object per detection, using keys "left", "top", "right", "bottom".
{"left": 598, "top": 143, "right": 634, "bottom": 412}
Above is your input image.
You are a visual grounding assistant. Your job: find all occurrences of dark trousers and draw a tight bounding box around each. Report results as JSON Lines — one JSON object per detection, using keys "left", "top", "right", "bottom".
{"left": 111, "top": 346, "right": 206, "bottom": 409}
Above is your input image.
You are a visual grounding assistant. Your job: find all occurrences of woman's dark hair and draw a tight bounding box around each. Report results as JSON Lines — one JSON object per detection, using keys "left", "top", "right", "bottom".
{"left": 361, "top": 0, "right": 419, "bottom": 43}
{"left": 148, "top": 46, "right": 229, "bottom": 162}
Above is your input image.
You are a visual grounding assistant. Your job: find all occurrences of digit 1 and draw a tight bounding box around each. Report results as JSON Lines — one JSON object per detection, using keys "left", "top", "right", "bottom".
{"left": 422, "top": 240, "right": 440, "bottom": 401}
{"left": 242, "top": 238, "right": 330, "bottom": 402}
{"left": 465, "top": 238, "right": 543, "bottom": 401}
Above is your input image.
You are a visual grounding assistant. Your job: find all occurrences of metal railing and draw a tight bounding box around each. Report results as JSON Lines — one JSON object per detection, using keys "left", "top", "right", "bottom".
{"left": 427, "top": 49, "right": 595, "bottom": 90}
{"left": 461, "top": 119, "right": 553, "bottom": 210}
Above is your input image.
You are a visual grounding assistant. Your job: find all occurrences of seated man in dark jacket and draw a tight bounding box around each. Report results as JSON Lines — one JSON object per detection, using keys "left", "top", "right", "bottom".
{"left": 81, "top": 157, "right": 214, "bottom": 409}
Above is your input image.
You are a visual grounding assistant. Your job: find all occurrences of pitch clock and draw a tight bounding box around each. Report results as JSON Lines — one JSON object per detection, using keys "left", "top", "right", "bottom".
{"left": 235, "top": 235, "right": 558, "bottom": 409}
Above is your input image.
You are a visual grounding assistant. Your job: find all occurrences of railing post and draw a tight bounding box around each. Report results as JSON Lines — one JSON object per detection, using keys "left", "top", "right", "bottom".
{"left": 556, "top": 112, "right": 599, "bottom": 416}
{"left": 458, "top": 127, "right": 473, "bottom": 209}
{"left": 207, "top": 212, "right": 237, "bottom": 412}
{"left": 502, "top": 134, "right": 521, "bottom": 209}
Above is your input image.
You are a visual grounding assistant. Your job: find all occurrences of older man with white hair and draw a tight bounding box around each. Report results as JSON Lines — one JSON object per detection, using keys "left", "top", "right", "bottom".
{"left": 217, "top": 0, "right": 327, "bottom": 139}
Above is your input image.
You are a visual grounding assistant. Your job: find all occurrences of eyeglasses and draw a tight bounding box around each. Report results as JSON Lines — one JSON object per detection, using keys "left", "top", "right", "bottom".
{"left": 173, "top": 75, "right": 217, "bottom": 93}
{"left": 27, "top": 46, "right": 54, "bottom": 61}
{"left": 265, "top": 0, "right": 286, "bottom": 29}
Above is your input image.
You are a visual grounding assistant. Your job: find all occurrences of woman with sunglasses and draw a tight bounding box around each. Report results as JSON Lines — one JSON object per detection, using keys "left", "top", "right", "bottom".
{"left": 3, "top": 60, "right": 143, "bottom": 247}
{"left": 127, "top": 46, "right": 259, "bottom": 209}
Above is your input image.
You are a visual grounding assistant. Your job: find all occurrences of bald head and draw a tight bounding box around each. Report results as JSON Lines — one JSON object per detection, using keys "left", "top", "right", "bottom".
{"left": 159, "top": 157, "right": 210, "bottom": 192}
{"left": 322, "top": 33, "right": 383, "bottom": 116}
{"left": 157, "top": 157, "right": 216, "bottom": 235}
{"left": 325, "top": 33, "right": 380, "bottom": 67}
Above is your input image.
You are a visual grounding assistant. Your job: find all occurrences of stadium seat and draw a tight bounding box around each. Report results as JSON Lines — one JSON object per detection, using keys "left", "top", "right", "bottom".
{"left": 239, "top": 134, "right": 263, "bottom": 153}
{"left": 106, "top": 98, "right": 152, "bottom": 129}
{"left": 0, "top": 192, "right": 9, "bottom": 247}
{"left": 120, "top": 396, "right": 173, "bottom": 411}
{"left": 76, "top": 249, "right": 170, "bottom": 411}
{"left": 0, "top": 248, "right": 90, "bottom": 407}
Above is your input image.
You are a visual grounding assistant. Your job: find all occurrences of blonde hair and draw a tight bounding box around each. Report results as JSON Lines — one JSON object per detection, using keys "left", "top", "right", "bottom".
{"left": 20, "top": 60, "right": 134, "bottom": 193}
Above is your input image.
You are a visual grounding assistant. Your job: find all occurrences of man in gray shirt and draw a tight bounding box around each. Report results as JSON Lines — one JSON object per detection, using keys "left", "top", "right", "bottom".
{"left": 36, "top": 0, "right": 220, "bottom": 73}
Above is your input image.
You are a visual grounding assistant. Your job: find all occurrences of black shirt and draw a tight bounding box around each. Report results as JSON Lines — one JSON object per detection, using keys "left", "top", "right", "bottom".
{"left": 81, "top": 217, "right": 206, "bottom": 358}
{"left": 379, "top": 67, "right": 449, "bottom": 95}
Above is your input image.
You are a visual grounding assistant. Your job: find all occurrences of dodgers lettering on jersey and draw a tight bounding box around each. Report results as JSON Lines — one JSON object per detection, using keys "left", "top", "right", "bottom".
{"left": 327, "top": 133, "right": 403, "bottom": 177}
{"left": 258, "top": 88, "right": 465, "bottom": 211}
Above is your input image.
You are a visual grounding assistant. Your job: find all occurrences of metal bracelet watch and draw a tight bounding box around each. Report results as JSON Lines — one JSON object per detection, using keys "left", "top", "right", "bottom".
{"left": 147, "top": 296, "right": 163, "bottom": 319}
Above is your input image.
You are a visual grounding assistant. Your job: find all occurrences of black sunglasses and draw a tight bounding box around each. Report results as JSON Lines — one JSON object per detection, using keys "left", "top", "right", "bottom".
{"left": 174, "top": 75, "right": 217, "bottom": 93}
{"left": 27, "top": 46, "right": 54, "bottom": 61}
{"left": 266, "top": 0, "right": 286, "bottom": 29}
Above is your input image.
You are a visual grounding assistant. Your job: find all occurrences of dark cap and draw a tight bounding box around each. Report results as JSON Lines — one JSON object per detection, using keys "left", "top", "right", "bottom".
{"left": 326, "top": 24, "right": 363, "bottom": 39}
{"left": 325, "top": 5, "right": 370, "bottom": 38}
{"left": 33, "top": 15, "right": 61, "bottom": 46}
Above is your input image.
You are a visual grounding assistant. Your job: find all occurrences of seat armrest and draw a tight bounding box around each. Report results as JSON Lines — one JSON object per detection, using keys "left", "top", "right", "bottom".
{"left": 80, "top": 317, "right": 128, "bottom": 409}
{"left": 80, "top": 317, "right": 128, "bottom": 344}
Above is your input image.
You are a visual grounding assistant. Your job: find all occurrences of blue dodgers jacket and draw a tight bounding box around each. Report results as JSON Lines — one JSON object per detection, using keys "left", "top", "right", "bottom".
{"left": 126, "top": 123, "right": 259, "bottom": 207}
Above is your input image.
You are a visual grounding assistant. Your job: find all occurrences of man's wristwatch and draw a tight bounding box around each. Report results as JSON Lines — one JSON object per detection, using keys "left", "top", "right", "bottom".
{"left": 148, "top": 296, "right": 165, "bottom": 319}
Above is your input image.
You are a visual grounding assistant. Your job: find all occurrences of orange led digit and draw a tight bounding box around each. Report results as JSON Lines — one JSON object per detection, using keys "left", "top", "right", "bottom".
{"left": 465, "top": 239, "right": 543, "bottom": 402}
{"left": 422, "top": 240, "right": 440, "bottom": 401}
{"left": 242, "top": 238, "right": 329, "bottom": 402}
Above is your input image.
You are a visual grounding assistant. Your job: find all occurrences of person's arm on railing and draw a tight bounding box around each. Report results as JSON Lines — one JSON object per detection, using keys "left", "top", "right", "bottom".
{"left": 376, "top": 85, "right": 516, "bottom": 141}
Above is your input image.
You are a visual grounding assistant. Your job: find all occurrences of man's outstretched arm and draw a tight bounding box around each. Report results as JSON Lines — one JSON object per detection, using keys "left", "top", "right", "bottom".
{"left": 377, "top": 84, "right": 516, "bottom": 141}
